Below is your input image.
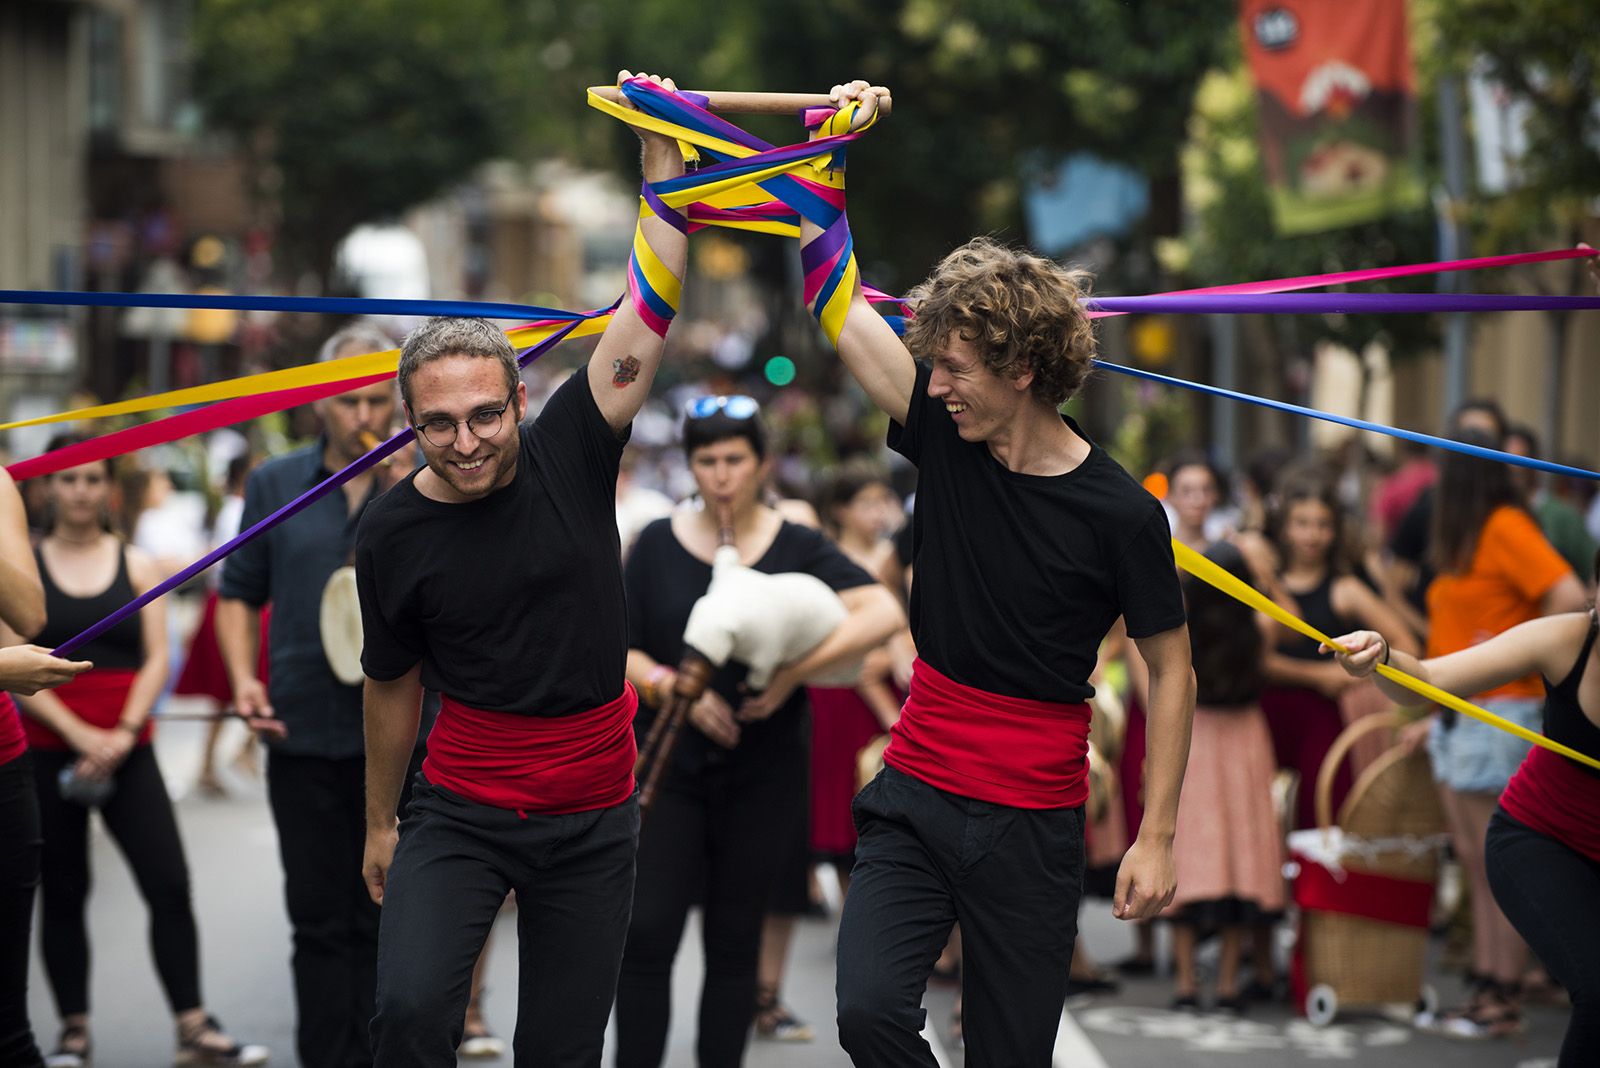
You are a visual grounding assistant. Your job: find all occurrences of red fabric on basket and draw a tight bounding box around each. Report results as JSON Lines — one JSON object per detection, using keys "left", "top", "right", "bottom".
{"left": 1290, "top": 852, "right": 1433, "bottom": 928}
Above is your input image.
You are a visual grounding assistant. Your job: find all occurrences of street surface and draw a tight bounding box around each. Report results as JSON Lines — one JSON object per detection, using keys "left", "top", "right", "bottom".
{"left": 26, "top": 711, "right": 1565, "bottom": 1067}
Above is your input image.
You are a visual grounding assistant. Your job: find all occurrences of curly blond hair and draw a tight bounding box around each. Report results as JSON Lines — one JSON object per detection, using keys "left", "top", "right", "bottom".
{"left": 902, "top": 237, "right": 1096, "bottom": 408}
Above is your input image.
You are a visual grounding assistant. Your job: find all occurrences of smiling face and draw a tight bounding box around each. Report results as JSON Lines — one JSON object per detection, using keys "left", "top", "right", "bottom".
{"left": 688, "top": 434, "right": 768, "bottom": 514}
{"left": 927, "top": 334, "right": 1031, "bottom": 444}
{"left": 403, "top": 354, "right": 526, "bottom": 503}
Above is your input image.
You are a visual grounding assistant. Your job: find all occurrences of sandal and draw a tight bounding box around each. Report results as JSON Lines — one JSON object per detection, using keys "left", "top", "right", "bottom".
{"left": 45, "top": 1024, "right": 90, "bottom": 1068}
{"left": 174, "top": 1014, "right": 270, "bottom": 1066}
{"left": 753, "top": 986, "right": 814, "bottom": 1043}
{"left": 1433, "top": 983, "right": 1527, "bottom": 1040}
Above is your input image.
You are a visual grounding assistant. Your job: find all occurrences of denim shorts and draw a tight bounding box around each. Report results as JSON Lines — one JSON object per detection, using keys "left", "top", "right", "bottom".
{"left": 1426, "top": 696, "right": 1542, "bottom": 793}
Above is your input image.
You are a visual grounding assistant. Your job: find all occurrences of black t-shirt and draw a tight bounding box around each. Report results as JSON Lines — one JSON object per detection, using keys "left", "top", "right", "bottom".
{"left": 625, "top": 517, "right": 873, "bottom": 773}
{"left": 356, "top": 369, "right": 629, "bottom": 715}
{"left": 889, "top": 361, "right": 1186, "bottom": 703}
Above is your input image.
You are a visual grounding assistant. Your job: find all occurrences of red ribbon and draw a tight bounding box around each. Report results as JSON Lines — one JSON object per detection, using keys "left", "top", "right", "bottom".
{"left": 6, "top": 373, "right": 391, "bottom": 481}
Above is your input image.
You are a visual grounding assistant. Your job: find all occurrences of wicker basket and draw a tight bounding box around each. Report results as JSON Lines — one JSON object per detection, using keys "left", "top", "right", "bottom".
{"left": 1295, "top": 712, "right": 1448, "bottom": 1023}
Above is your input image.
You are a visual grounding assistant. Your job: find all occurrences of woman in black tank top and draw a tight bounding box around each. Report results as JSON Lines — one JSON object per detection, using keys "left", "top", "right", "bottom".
{"left": 2, "top": 450, "right": 266, "bottom": 1067}
{"left": 1259, "top": 474, "right": 1419, "bottom": 829}
{"left": 1326, "top": 581, "right": 1600, "bottom": 1063}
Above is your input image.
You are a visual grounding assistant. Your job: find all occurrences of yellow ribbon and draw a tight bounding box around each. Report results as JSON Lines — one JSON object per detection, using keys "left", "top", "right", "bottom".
{"left": 1173, "top": 539, "right": 1600, "bottom": 773}
{"left": 0, "top": 319, "right": 613, "bottom": 432}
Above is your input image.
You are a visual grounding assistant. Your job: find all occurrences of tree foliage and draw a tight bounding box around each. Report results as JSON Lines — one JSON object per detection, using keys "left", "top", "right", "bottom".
{"left": 1432, "top": 0, "right": 1600, "bottom": 254}
{"left": 193, "top": 0, "right": 536, "bottom": 285}
{"left": 522, "top": 0, "right": 1236, "bottom": 292}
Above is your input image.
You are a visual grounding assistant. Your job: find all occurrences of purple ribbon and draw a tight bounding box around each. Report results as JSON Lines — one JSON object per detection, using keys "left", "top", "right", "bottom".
{"left": 51, "top": 321, "right": 586, "bottom": 658}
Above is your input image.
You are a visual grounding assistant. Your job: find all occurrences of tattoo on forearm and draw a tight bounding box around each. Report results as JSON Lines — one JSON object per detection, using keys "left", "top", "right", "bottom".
{"left": 612, "top": 355, "right": 641, "bottom": 388}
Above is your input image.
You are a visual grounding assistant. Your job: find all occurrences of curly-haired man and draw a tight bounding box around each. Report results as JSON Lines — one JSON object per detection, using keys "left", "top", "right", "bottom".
{"left": 810, "top": 83, "right": 1197, "bottom": 1067}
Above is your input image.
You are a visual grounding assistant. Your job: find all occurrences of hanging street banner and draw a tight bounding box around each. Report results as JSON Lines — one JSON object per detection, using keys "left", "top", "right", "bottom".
{"left": 1239, "top": 0, "right": 1426, "bottom": 234}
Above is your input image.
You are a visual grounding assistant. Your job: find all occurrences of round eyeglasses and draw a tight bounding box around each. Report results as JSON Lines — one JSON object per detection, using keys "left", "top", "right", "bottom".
{"left": 685, "top": 395, "right": 759, "bottom": 421}
{"left": 412, "top": 392, "right": 515, "bottom": 448}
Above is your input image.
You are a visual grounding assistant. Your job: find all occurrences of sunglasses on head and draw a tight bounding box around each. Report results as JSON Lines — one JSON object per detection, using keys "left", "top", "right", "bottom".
{"left": 685, "top": 395, "right": 759, "bottom": 421}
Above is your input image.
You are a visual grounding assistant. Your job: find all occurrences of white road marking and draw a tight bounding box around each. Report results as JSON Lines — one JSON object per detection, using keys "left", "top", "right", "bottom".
{"left": 1055, "top": 1006, "right": 1113, "bottom": 1068}
{"left": 922, "top": 1014, "right": 956, "bottom": 1068}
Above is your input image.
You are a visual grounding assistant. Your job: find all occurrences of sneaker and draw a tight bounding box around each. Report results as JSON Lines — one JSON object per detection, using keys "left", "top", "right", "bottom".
{"left": 174, "top": 1015, "right": 269, "bottom": 1066}
{"left": 459, "top": 1030, "right": 506, "bottom": 1059}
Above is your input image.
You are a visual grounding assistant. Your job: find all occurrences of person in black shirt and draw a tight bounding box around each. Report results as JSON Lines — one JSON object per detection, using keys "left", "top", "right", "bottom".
{"left": 615, "top": 400, "right": 902, "bottom": 1067}
{"left": 8, "top": 450, "right": 267, "bottom": 1066}
{"left": 810, "top": 82, "right": 1195, "bottom": 1068}
{"left": 355, "top": 71, "right": 688, "bottom": 1068}
{"left": 217, "top": 320, "right": 442, "bottom": 1068}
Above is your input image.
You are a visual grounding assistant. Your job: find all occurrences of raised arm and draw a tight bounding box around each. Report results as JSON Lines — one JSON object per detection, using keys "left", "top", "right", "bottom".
{"left": 589, "top": 71, "right": 689, "bottom": 435}
{"left": 799, "top": 81, "right": 916, "bottom": 425}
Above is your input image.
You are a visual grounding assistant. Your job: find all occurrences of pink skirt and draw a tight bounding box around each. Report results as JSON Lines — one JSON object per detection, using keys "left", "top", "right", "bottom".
{"left": 1165, "top": 703, "right": 1285, "bottom": 915}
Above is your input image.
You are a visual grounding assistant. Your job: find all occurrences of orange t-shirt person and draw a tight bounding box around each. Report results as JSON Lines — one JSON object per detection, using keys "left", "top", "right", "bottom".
{"left": 1426, "top": 504, "right": 1574, "bottom": 699}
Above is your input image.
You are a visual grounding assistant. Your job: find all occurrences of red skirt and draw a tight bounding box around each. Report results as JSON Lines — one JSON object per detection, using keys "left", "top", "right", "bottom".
{"left": 808, "top": 686, "right": 889, "bottom": 858}
{"left": 174, "top": 593, "right": 270, "bottom": 703}
{"left": 0, "top": 693, "right": 24, "bottom": 765}
{"left": 1118, "top": 694, "right": 1148, "bottom": 839}
{"left": 22, "top": 669, "right": 148, "bottom": 751}
{"left": 1259, "top": 685, "right": 1352, "bottom": 830}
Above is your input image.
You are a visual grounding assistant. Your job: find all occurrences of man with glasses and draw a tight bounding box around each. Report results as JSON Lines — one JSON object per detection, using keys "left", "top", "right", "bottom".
{"left": 217, "top": 320, "right": 425, "bottom": 1068}
{"left": 353, "top": 72, "right": 688, "bottom": 1068}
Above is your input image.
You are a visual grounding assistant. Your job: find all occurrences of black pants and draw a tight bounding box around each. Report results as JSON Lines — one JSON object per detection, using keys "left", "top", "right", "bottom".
{"left": 372, "top": 777, "right": 639, "bottom": 1067}
{"left": 32, "top": 745, "right": 200, "bottom": 1018}
{"left": 836, "top": 767, "right": 1084, "bottom": 1068}
{"left": 266, "top": 750, "right": 422, "bottom": 1068}
{"left": 0, "top": 753, "right": 44, "bottom": 1068}
{"left": 1486, "top": 809, "right": 1600, "bottom": 1068}
{"left": 615, "top": 750, "right": 807, "bottom": 1068}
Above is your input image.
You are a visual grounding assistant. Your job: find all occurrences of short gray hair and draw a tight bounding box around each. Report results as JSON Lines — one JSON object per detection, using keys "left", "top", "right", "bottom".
{"left": 396, "top": 317, "right": 518, "bottom": 411}
{"left": 318, "top": 319, "right": 397, "bottom": 363}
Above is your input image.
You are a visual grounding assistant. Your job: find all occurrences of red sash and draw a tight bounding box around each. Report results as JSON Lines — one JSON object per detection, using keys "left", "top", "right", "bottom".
{"left": 22, "top": 669, "right": 147, "bottom": 752}
{"left": 1500, "top": 745, "right": 1600, "bottom": 863}
{"left": 884, "top": 658, "right": 1091, "bottom": 809}
{"left": 0, "top": 693, "right": 24, "bottom": 765}
{"left": 424, "top": 685, "right": 638, "bottom": 816}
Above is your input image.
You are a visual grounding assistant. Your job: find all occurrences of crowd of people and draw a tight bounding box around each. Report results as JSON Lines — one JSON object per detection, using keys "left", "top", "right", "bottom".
{"left": 0, "top": 74, "right": 1596, "bottom": 1068}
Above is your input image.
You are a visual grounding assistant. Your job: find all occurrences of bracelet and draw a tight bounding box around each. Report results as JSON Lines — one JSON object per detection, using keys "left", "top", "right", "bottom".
{"left": 116, "top": 720, "right": 143, "bottom": 736}
{"left": 1379, "top": 639, "right": 1392, "bottom": 667}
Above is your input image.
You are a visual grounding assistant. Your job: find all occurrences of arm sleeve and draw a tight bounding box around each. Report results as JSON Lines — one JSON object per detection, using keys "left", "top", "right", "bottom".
{"left": 217, "top": 467, "right": 272, "bottom": 606}
{"left": 1483, "top": 507, "right": 1573, "bottom": 603}
{"left": 533, "top": 369, "right": 631, "bottom": 486}
{"left": 1115, "top": 506, "right": 1188, "bottom": 639}
{"left": 886, "top": 361, "right": 933, "bottom": 467}
{"left": 794, "top": 527, "right": 876, "bottom": 592}
{"left": 355, "top": 521, "right": 425, "bottom": 682}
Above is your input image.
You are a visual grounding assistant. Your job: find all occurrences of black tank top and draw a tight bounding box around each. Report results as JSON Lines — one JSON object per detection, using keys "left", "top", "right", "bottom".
{"left": 1282, "top": 574, "right": 1347, "bottom": 661}
{"left": 34, "top": 543, "right": 144, "bottom": 670}
{"left": 1543, "top": 610, "right": 1600, "bottom": 782}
